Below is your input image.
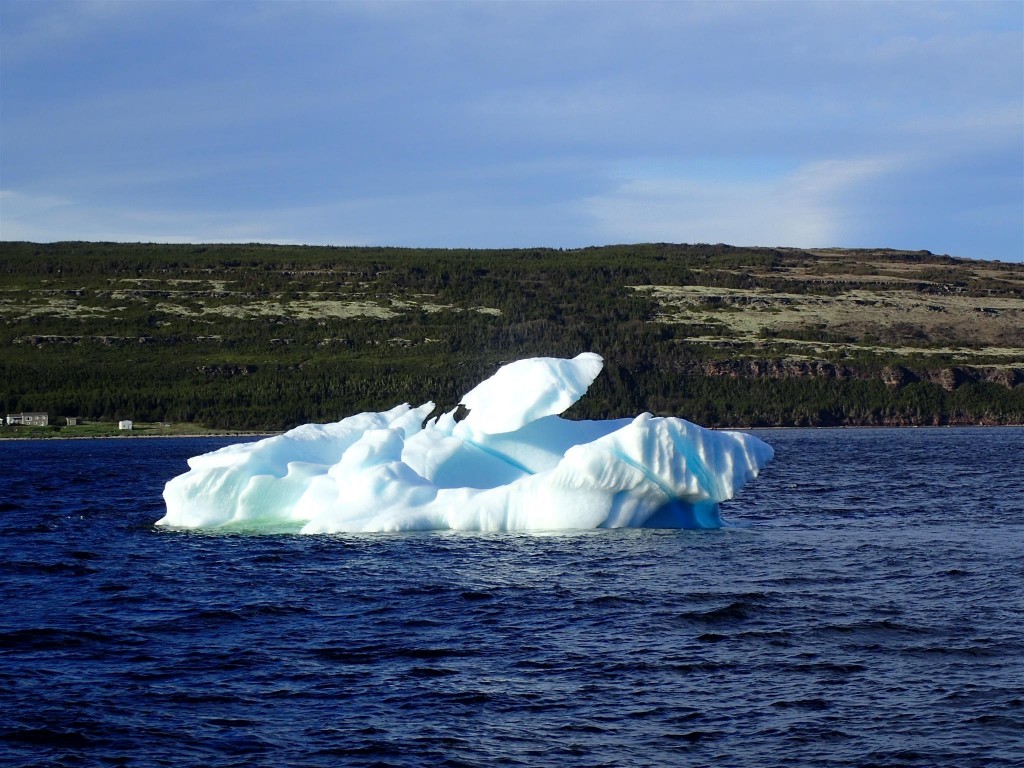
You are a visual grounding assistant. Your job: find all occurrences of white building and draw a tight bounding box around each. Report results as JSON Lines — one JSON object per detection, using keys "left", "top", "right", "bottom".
{"left": 6, "top": 412, "right": 48, "bottom": 426}
{"left": 118, "top": 420, "right": 133, "bottom": 431}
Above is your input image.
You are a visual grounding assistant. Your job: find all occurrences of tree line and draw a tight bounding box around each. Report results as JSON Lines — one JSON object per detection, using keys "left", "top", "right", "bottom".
{"left": 2, "top": 241, "right": 1021, "bottom": 429}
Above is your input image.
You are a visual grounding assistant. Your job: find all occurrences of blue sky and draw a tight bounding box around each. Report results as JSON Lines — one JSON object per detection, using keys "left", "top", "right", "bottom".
{"left": 1, "top": 1, "right": 1021, "bottom": 260}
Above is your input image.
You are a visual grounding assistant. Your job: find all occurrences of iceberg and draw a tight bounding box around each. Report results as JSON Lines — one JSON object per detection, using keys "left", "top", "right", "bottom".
{"left": 158, "top": 353, "right": 773, "bottom": 533}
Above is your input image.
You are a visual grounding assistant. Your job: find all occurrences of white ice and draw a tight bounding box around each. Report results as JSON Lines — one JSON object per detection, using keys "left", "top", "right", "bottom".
{"left": 158, "top": 353, "right": 773, "bottom": 533}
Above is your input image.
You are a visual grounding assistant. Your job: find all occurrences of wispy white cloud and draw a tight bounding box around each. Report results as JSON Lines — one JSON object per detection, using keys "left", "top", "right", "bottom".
{"left": 897, "top": 104, "right": 1023, "bottom": 144}
{"left": 582, "top": 156, "right": 902, "bottom": 248}
{"left": 0, "top": 186, "right": 584, "bottom": 249}
{"left": 0, "top": 0, "right": 134, "bottom": 62}
{"left": 0, "top": 189, "right": 365, "bottom": 245}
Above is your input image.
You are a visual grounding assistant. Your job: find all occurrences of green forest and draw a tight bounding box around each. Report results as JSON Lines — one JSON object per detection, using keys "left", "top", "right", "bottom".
{"left": 1, "top": 241, "right": 1022, "bottom": 433}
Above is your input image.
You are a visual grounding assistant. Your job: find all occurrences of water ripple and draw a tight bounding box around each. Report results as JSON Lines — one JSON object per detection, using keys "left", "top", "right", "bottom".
{"left": 1, "top": 430, "right": 1022, "bottom": 766}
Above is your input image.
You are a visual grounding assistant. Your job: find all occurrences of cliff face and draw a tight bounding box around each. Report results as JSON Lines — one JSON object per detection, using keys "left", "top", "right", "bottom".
{"left": 698, "top": 359, "right": 1023, "bottom": 391}
{"left": 662, "top": 358, "right": 1023, "bottom": 427}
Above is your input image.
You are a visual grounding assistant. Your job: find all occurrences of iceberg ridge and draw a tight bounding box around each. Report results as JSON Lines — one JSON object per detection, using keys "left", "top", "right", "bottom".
{"left": 159, "top": 353, "right": 773, "bottom": 532}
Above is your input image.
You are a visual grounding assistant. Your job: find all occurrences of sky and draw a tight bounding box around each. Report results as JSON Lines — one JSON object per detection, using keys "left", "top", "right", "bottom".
{"left": 1, "top": 1, "right": 1021, "bottom": 260}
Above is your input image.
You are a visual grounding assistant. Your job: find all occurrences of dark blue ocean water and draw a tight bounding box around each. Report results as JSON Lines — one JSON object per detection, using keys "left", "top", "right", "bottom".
{"left": 1, "top": 428, "right": 1022, "bottom": 767}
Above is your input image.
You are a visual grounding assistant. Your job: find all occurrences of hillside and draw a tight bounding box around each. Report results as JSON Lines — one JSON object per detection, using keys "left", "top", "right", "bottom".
{"left": 1, "top": 241, "right": 1022, "bottom": 431}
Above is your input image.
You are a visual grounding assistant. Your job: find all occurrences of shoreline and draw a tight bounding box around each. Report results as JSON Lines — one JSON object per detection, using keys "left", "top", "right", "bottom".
{"left": 3, "top": 422, "right": 1023, "bottom": 442}
{"left": 0, "top": 431, "right": 279, "bottom": 441}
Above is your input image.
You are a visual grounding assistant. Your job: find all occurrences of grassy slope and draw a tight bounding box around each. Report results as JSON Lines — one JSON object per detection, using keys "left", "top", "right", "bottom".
{"left": 1, "top": 241, "right": 1022, "bottom": 431}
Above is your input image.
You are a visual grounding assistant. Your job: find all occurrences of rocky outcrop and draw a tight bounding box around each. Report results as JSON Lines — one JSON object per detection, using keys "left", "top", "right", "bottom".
{"left": 197, "top": 364, "right": 255, "bottom": 377}
{"left": 926, "top": 368, "right": 969, "bottom": 391}
{"left": 697, "top": 358, "right": 1021, "bottom": 390}
{"left": 881, "top": 365, "right": 919, "bottom": 388}
{"left": 921, "top": 366, "right": 1024, "bottom": 391}
{"left": 700, "top": 359, "right": 861, "bottom": 381}
{"left": 14, "top": 335, "right": 153, "bottom": 346}
{"left": 985, "top": 368, "right": 1024, "bottom": 388}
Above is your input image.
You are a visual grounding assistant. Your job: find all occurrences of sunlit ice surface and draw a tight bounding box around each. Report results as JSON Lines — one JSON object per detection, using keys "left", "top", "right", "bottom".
{"left": 158, "top": 353, "right": 773, "bottom": 533}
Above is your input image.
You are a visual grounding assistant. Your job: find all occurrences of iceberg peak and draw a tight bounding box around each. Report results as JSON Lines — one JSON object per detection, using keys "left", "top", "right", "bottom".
{"left": 459, "top": 352, "right": 604, "bottom": 434}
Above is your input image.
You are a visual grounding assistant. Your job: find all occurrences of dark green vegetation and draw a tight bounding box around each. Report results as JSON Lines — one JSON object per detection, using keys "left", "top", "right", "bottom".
{"left": 2, "top": 241, "right": 1022, "bottom": 432}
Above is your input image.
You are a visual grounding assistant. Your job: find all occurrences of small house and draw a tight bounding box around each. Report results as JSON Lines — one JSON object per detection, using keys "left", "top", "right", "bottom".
{"left": 66, "top": 417, "right": 80, "bottom": 426}
{"left": 6, "top": 412, "right": 48, "bottom": 426}
{"left": 118, "top": 420, "right": 133, "bottom": 431}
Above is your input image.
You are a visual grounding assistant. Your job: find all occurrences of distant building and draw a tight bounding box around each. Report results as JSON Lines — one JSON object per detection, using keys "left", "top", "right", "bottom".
{"left": 118, "top": 420, "right": 133, "bottom": 430}
{"left": 66, "top": 417, "right": 80, "bottom": 426}
{"left": 6, "top": 412, "right": 48, "bottom": 426}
